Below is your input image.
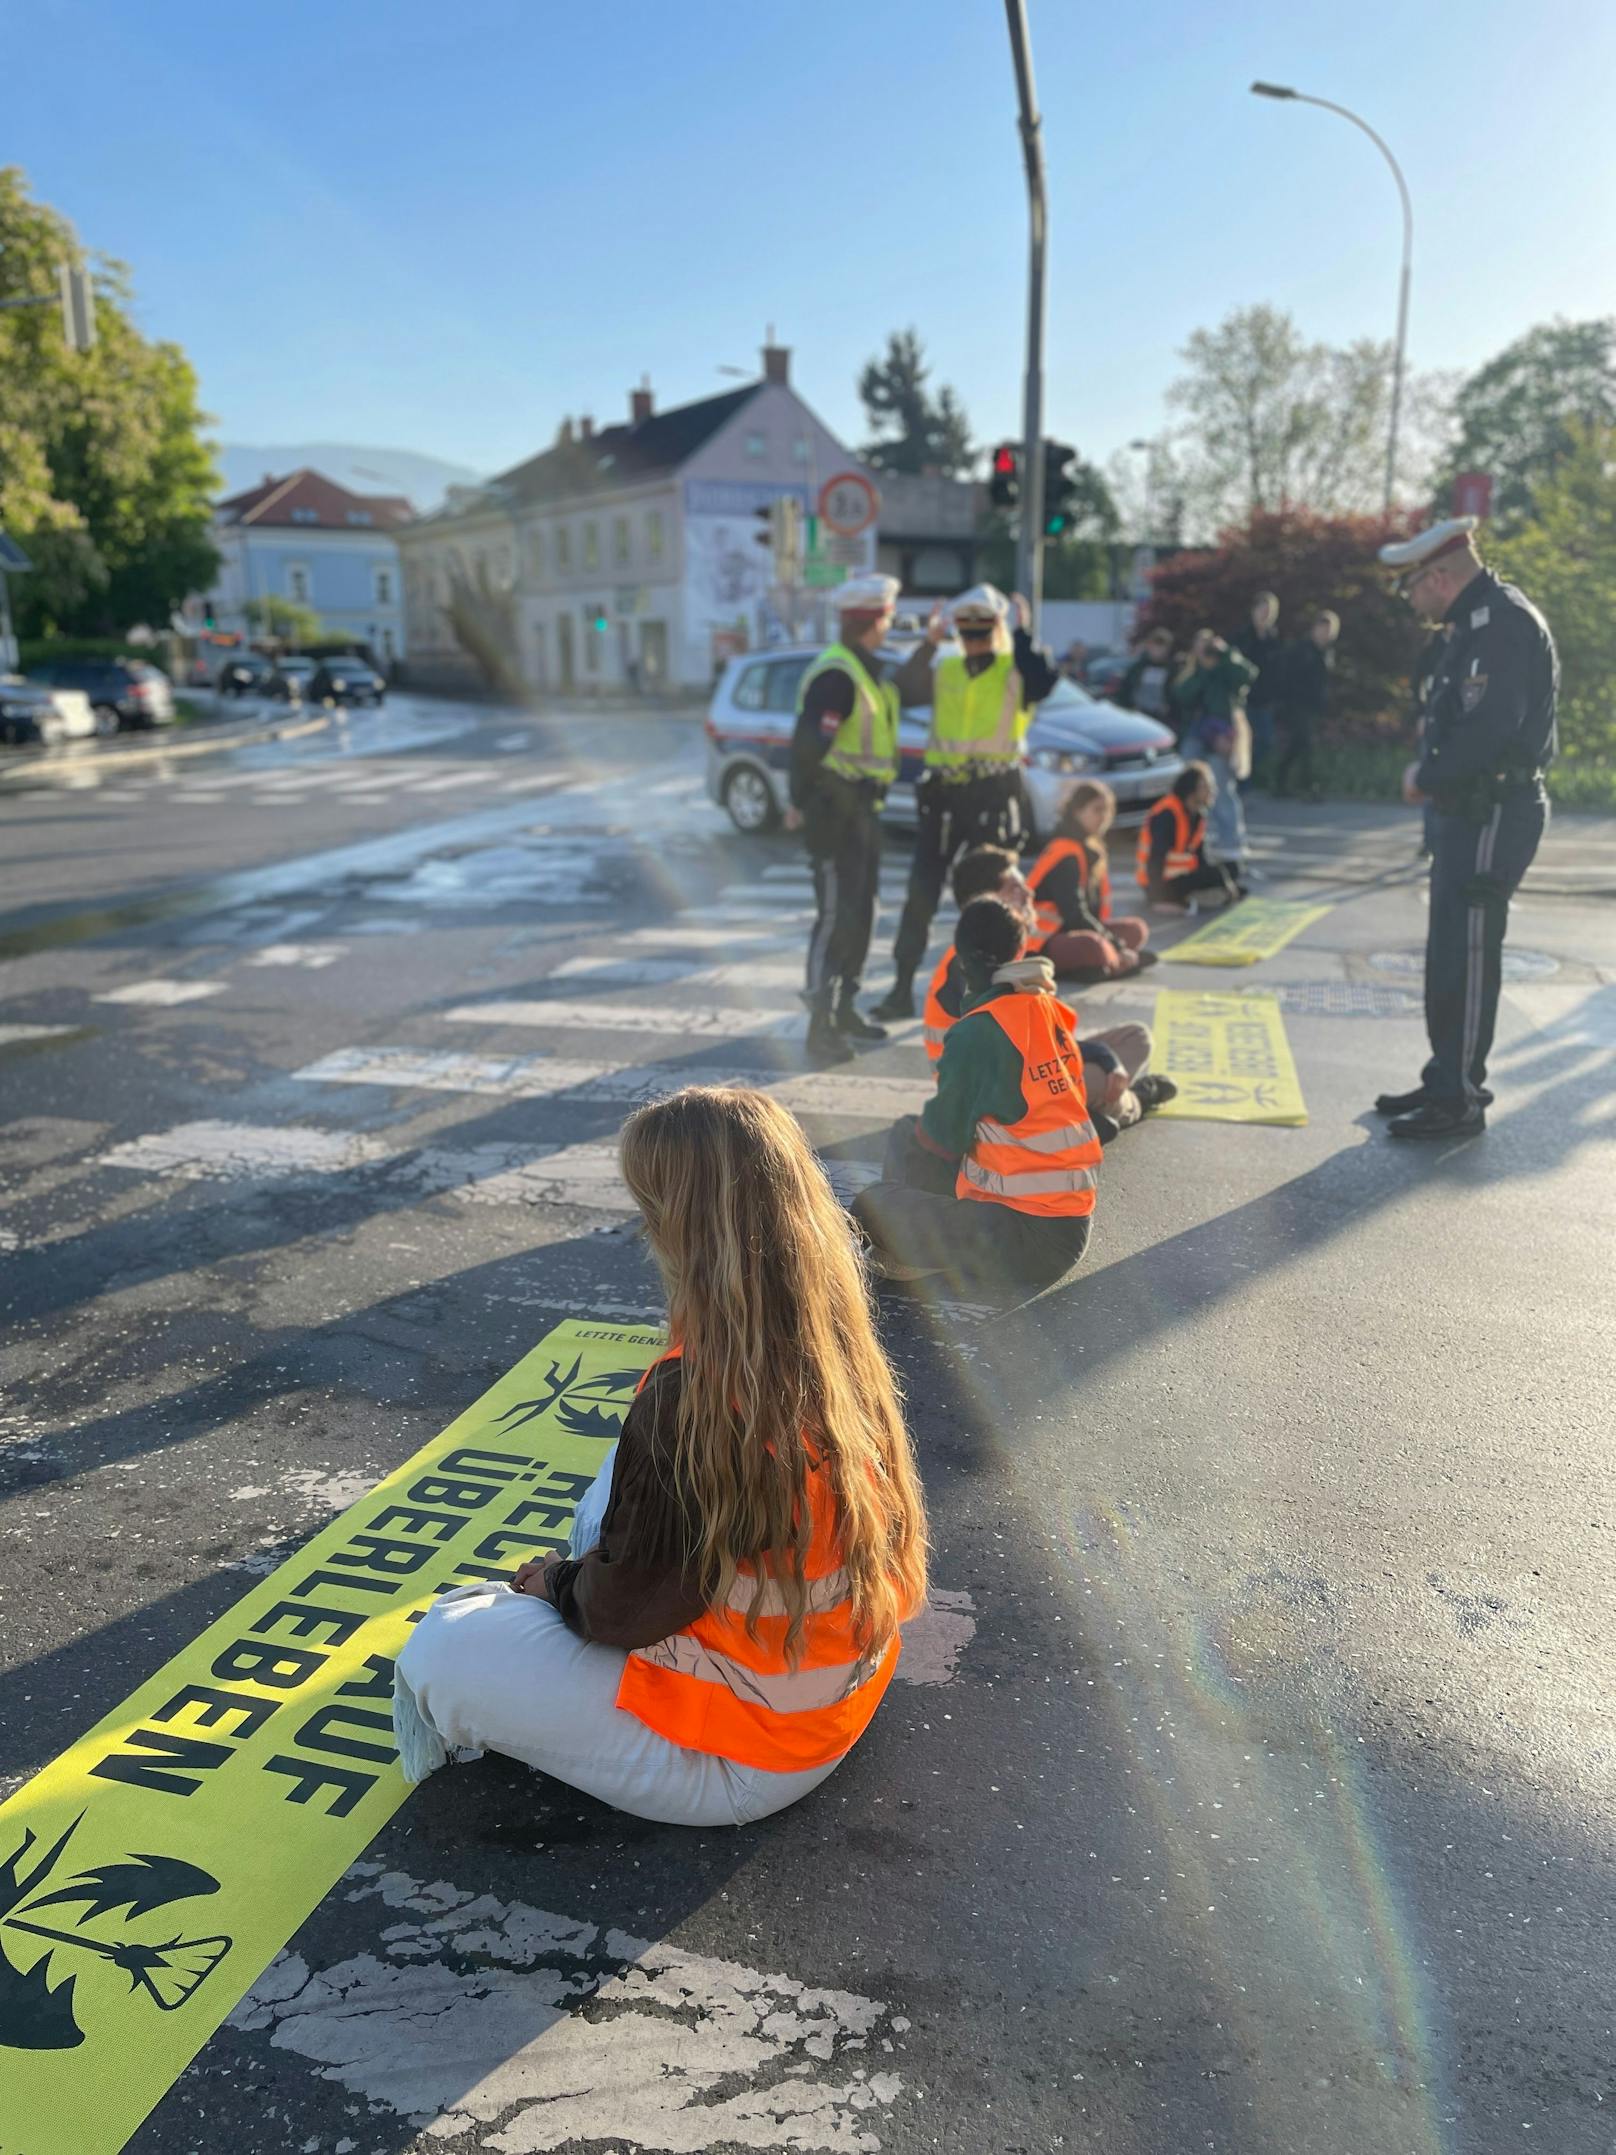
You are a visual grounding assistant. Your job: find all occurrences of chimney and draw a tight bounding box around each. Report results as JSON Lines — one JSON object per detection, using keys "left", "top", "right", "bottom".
{"left": 762, "top": 337, "right": 790, "bottom": 387}
{"left": 630, "top": 376, "right": 653, "bottom": 425}
{"left": 579, "top": 414, "right": 594, "bottom": 441}
{"left": 556, "top": 417, "right": 575, "bottom": 446}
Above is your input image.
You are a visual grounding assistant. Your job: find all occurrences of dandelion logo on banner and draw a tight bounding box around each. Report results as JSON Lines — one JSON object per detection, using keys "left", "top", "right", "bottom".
{"left": 0, "top": 1817, "right": 232, "bottom": 2052}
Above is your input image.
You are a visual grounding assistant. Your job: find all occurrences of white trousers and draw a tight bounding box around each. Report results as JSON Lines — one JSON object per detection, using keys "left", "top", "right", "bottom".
{"left": 393, "top": 1447, "right": 843, "bottom": 1828}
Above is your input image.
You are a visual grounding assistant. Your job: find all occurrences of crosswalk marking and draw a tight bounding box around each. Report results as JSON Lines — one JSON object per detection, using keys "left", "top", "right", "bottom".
{"left": 0, "top": 1022, "right": 76, "bottom": 1045}
{"left": 103, "top": 1121, "right": 389, "bottom": 1178}
{"left": 243, "top": 943, "right": 346, "bottom": 969}
{"left": 95, "top": 979, "right": 224, "bottom": 1006}
{"left": 551, "top": 954, "right": 807, "bottom": 992}
{"left": 442, "top": 997, "right": 806, "bottom": 1039}
{"left": 292, "top": 1045, "right": 927, "bottom": 1122}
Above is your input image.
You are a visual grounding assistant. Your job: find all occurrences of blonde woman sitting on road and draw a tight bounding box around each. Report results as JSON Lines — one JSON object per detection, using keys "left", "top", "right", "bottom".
{"left": 394, "top": 1087, "right": 929, "bottom": 1828}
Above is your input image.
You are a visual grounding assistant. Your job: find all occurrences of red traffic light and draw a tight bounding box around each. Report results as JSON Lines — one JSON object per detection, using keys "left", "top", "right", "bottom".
{"left": 993, "top": 446, "right": 1017, "bottom": 476}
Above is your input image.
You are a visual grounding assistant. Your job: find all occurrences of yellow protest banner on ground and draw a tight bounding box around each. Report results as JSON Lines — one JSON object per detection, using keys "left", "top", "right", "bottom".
{"left": 0, "top": 1318, "right": 664, "bottom": 2155}
{"left": 1165, "top": 898, "right": 1331, "bottom": 966}
{"left": 1153, "top": 989, "right": 1309, "bottom": 1125}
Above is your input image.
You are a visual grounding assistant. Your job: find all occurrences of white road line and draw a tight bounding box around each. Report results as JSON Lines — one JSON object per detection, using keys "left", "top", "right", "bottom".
{"left": 0, "top": 1022, "right": 76, "bottom": 1045}
{"left": 233, "top": 1865, "right": 905, "bottom": 2147}
{"left": 407, "top": 768, "right": 488, "bottom": 794}
{"left": 551, "top": 954, "right": 808, "bottom": 991}
{"left": 243, "top": 943, "right": 346, "bottom": 969}
{"left": 103, "top": 1121, "right": 388, "bottom": 1178}
{"left": 444, "top": 998, "right": 806, "bottom": 1040}
{"left": 292, "top": 1045, "right": 928, "bottom": 1121}
{"left": 898, "top": 1586, "right": 979, "bottom": 1685}
{"left": 95, "top": 979, "right": 225, "bottom": 1006}
{"left": 627, "top": 923, "right": 800, "bottom": 951}
{"left": 401, "top": 1139, "right": 626, "bottom": 1210}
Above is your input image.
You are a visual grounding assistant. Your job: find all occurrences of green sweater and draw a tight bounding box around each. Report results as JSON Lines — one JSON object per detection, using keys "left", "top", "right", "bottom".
{"left": 921, "top": 985, "right": 1041, "bottom": 1160}
{"left": 1170, "top": 645, "right": 1258, "bottom": 728}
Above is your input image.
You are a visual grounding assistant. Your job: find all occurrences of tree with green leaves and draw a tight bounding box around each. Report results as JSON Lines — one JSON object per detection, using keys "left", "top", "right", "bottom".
{"left": 0, "top": 165, "right": 218, "bottom": 638}
{"left": 1440, "top": 319, "right": 1616, "bottom": 529}
{"left": 1491, "top": 423, "right": 1616, "bottom": 786}
{"left": 244, "top": 596, "right": 324, "bottom": 647}
{"left": 858, "top": 329, "right": 973, "bottom": 479}
{"left": 1165, "top": 303, "right": 1448, "bottom": 534}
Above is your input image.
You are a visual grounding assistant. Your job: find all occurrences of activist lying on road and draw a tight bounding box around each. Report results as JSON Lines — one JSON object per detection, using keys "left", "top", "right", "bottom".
{"left": 393, "top": 1086, "right": 929, "bottom": 1828}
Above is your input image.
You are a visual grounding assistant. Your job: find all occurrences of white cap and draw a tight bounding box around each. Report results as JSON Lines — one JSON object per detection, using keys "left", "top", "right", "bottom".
{"left": 950, "top": 582, "right": 1010, "bottom": 624}
{"left": 1378, "top": 516, "right": 1479, "bottom": 575}
{"left": 834, "top": 572, "right": 900, "bottom": 614}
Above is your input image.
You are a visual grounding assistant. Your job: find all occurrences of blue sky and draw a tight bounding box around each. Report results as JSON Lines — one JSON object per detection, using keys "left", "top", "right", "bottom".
{"left": 11, "top": 0, "right": 1615, "bottom": 482}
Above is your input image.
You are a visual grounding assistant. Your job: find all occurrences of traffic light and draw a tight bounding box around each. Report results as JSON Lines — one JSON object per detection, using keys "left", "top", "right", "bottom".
{"left": 753, "top": 500, "right": 803, "bottom": 578}
{"left": 990, "top": 443, "right": 1020, "bottom": 510}
{"left": 754, "top": 504, "right": 773, "bottom": 549}
{"left": 1043, "top": 440, "right": 1079, "bottom": 537}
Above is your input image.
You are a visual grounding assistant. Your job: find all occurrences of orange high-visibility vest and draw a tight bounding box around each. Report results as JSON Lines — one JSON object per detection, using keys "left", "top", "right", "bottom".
{"left": 954, "top": 992, "right": 1101, "bottom": 1218}
{"left": 1135, "top": 793, "right": 1205, "bottom": 886}
{"left": 1028, "top": 835, "right": 1112, "bottom": 937}
{"left": 616, "top": 1352, "right": 902, "bottom": 1772}
{"left": 922, "top": 943, "right": 957, "bottom": 1066}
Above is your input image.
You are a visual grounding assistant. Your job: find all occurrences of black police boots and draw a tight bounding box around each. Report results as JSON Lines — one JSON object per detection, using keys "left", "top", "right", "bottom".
{"left": 1387, "top": 1100, "right": 1486, "bottom": 1141}
{"left": 1376, "top": 1083, "right": 1494, "bottom": 1117}
{"left": 834, "top": 988, "right": 888, "bottom": 1043}
{"left": 806, "top": 992, "right": 854, "bottom": 1067}
{"left": 869, "top": 976, "right": 915, "bottom": 1022}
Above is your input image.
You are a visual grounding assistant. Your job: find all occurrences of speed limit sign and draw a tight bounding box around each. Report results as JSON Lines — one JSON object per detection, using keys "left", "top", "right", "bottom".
{"left": 818, "top": 471, "right": 881, "bottom": 537}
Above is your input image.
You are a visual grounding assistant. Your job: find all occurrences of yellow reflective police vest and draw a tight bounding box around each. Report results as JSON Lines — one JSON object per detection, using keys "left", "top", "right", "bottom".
{"left": 798, "top": 642, "right": 900, "bottom": 787}
{"left": 925, "top": 651, "right": 1029, "bottom": 771}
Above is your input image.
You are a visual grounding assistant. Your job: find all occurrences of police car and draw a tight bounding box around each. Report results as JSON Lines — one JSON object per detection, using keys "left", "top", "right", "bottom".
{"left": 705, "top": 637, "right": 1182, "bottom": 837}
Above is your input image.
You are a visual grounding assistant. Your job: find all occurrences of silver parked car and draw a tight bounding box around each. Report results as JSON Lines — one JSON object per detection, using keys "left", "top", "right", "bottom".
{"left": 0, "top": 675, "right": 99, "bottom": 746}
{"left": 704, "top": 640, "right": 1183, "bottom": 839}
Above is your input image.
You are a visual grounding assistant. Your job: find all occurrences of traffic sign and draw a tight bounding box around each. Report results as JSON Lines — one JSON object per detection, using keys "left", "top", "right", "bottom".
{"left": 818, "top": 471, "right": 880, "bottom": 538}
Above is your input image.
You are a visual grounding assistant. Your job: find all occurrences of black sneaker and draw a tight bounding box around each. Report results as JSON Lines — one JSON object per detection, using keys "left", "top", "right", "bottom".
{"left": 1387, "top": 1100, "right": 1486, "bottom": 1141}
{"left": 835, "top": 999, "right": 889, "bottom": 1043}
{"left": 1133, "top": 1074, "right": 1179, "bottom": 1113}
{"left": 869, "top": 982, "right": 915, "bottom": 1022}
{"left": 1133, "top": 948, "right": 1161, "bottom": 970}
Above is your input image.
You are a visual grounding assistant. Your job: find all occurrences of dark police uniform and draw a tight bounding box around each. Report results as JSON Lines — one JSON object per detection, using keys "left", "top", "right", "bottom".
{"left": 1414, "top": 569, "right": 1558, "bottom": 1112}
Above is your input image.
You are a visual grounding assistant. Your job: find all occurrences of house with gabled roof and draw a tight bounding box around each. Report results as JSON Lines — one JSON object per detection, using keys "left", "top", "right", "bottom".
{"left": 189, "top": 469, "right": 414, "bottom": 658}
{"left": 396, "top": 343, "right": 879, "bottom": 695}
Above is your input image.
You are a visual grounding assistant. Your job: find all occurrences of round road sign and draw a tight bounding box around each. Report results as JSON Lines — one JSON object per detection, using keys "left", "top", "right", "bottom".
{"left": 819, "top": 471, "right": 881, "bottom": 538}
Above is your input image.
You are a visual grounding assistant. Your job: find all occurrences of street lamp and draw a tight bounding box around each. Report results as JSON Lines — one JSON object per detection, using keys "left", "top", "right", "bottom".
{"left": 1250, "top": 81, "right": 1412, "bottom": 516}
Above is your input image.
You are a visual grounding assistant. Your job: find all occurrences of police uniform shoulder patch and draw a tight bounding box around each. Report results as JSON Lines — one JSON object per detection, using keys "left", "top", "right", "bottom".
{"left": 1470, "top": 606, "right": 1491, "bottom": 628}
{"left": 1461, "top": 675, "right": 1489, "bottom": 711}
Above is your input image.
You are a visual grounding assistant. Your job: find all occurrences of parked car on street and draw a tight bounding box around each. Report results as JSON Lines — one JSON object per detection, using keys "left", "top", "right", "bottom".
{"left": 216, "top": 651, "right": 277, "bottom": 697}
{"left": 0, "top": 675, "right": 99, "bottom": 746}
{"left": 309, "top": 655, "right": 386, "bottom": 706}
{"left": 261, "top": 657, "right": 318, "bottom": 702}
{"left": 26, "top": 657, "right": 175, "bottom": 732}
{"left": 705, "top": 640, "right": 1183, "bottom": 839}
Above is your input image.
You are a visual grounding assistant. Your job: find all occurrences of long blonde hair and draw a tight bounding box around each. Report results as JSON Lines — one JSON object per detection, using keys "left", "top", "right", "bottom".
{"left": 619, "top": 1086, "right": 928, "bottom": 1664}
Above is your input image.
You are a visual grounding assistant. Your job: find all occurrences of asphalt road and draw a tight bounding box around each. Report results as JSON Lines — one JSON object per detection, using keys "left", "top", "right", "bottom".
{"left": 2, "top": 695, "right": 1613, "bottom": 2155}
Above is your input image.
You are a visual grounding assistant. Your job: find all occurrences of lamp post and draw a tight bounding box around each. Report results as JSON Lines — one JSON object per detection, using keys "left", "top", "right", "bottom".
{"left": 1005, "top": 0, "right": 1047, "bottom": 619}
{"left": 1128, "top": 438, "right": 1154, "bottom": 546}
{"left": 1250, "top": 82, "right": 1412, "bottom": 516}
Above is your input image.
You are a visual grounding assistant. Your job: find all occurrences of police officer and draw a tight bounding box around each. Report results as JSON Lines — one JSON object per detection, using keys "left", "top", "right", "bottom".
{"left": 788, "top": 573, "right": 903, "bottom": 1067}
{"left": 870, "top": 583, "right": 1060, "bottom": 1020}
{"left": 1374, "top": 516, "right": 1558, "bottom": 1139}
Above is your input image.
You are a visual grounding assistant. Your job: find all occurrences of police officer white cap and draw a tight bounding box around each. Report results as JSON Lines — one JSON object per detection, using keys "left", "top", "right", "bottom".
{"left": 834, "top": 572, "right": 901, "bottom": 614}
{"left": 1378, "top": 516, "right": 1479, "bottom": 588}
{"left": 950, "top": 582, "right": 1010, "bottom": 625}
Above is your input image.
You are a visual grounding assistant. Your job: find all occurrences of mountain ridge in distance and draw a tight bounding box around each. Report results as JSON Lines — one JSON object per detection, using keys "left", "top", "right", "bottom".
{"left": 214, "top": 442, "right": 484, "bottom": 512}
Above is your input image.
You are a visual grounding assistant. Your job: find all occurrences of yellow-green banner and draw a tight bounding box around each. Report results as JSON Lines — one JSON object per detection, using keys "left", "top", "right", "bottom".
{"left": 0, "top": 1318, "right": 664, "bottom": 2155}
{"left": 1165, "top": 898, "right": 1331, "bottom": 966}
{"left": 1153, "top": 989, "right": 1309, "bottom": 1125}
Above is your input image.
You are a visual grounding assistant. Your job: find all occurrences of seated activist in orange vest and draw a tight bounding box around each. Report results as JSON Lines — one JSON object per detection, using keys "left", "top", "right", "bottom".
{"left": 1137, "top": 761, "right": 1243, "bottom": 911}
{"left": 855, "top": 897, "right": 1114, "bottom": 1300}
{"left": 924, "top": 846, "right": 1172, "bottom": 1138}
{"left": 1027, "top": 780, "right": 1155, "bottom": 979}
{"left": 393, "top": 1087, "right": 928, "bottom": 1829}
